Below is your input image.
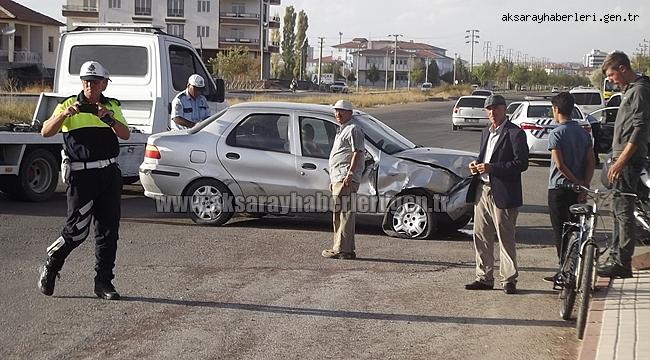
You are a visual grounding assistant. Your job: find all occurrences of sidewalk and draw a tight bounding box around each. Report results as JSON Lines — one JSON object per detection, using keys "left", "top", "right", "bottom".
{"left": 579, "top": 270, "right": 650, "bottom": 360}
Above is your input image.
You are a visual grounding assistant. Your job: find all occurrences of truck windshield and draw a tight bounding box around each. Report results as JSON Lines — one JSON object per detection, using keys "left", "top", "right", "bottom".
{"left": 69, "top": 45, "right": 148, "bottom": 76}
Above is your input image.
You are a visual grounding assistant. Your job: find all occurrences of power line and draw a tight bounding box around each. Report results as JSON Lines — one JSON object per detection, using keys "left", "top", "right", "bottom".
{"left": 465, "top": 29, "right": 479, "bottom": 72}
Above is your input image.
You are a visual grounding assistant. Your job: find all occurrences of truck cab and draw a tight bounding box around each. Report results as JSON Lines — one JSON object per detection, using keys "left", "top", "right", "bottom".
{"left": 0, "top": 23, "right": 226, "bottom": 201}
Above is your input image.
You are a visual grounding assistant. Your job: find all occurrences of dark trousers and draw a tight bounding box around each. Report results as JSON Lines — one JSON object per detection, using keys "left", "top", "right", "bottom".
{"left": 548, "top": 188, "right": 579, "bottom": 262}
{"left": 610, "top": 158, "right": 643, "bottom": 267}
{"left": 591, "top": 122, "right": 601, "bottom": 164}
{"left": 46, "top": 164, "right": 122, "bottom": 282}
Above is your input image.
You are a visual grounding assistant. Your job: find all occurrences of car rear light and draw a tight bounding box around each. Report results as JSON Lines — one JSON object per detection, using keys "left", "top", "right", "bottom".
{"left": 519, "top": 122, "right": 544, "bottom": 131}
{"left": 145, "top": 144, "right": 161, "bottom": 159}
{"left": 453, "top": 106, "right": 459, "bottom": 114}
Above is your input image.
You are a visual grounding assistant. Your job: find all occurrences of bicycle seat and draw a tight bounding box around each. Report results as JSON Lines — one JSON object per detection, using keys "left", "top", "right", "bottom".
{"left": 569, "top": 204, "right": 593, "bottom": 215}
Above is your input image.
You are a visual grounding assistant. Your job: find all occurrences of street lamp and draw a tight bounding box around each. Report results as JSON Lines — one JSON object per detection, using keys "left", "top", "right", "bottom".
{"left": 353, "top": 39, "right": 365, "bottom": 92}
{"left": 388, "top": 34, "right": 403, "bottom": 90}
{"left": 384, "top": 47, "right": 390, "bottom": 91}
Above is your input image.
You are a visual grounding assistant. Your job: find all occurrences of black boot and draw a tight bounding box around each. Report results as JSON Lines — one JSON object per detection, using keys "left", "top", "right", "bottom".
{"left": 38, "top": 263, "right": 59, "bottom": 296}
{"left": 94, "top": 280, "right": 121, "bottom": 300}
{"left": 597, "top": 263, "right": 633, "bottom": 278}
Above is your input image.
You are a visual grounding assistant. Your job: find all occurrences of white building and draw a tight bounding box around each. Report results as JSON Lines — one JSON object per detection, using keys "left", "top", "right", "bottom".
{"left": 584, "top": 49, "right": 608, "bottom": 68}
{"left": 62, "top": 0, "right": 281, "bottom": 78}
{"left": 0, "top": 0, "right": 64, "bottom": 84}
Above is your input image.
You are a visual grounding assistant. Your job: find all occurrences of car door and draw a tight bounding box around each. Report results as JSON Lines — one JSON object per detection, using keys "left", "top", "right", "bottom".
{"left": 293, "top": 114, "right": 338, "bottom": 211}
{"left": 218, "top": 111, "right": 297, "bottom": 207}
{"left": 589, "top": 108, "right": 617, "bottom": 154}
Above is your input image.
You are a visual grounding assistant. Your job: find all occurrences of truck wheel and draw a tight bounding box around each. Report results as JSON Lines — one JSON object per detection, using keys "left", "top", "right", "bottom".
{"left": 13, "top": 149, "right": 58, "bottom": 202}
{"left": 184, "top": 179, "right": 234, "bottom": 226}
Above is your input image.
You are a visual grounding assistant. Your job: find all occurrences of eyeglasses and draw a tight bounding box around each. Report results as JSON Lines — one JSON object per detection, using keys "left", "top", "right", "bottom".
{"left": 82, "top": 79, "right": 103, "bottom": 86}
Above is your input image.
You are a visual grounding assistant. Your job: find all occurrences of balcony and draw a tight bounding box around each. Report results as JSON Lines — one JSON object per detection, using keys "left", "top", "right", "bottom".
{"left": 219, "top": 12, "right": 260, "bottom": 26}
{"left": 62, "top": 4, "right": 99, "bottom": 18}
{"left": 219, "top": 37, "right": 261, "bottom": 51}
{"left": 0, "top": 50, "right": 42, "bottom": 64}
{"left": 268, "top": 41, "right": 280, "bottom": 53}
{"left": 269, "top": 0, "right": 281, "bottom": 5}
{"left": 269, "top": 15, "right": 280, "bottom": 29}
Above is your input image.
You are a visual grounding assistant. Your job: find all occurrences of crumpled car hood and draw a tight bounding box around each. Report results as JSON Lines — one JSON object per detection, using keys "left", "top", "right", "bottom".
{"left": 395, "top": 147, "right": 477, "bottom": 178}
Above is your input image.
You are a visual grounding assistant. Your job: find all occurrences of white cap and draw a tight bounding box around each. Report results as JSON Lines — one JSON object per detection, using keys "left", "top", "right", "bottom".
{"left": 188, "top": 74, "right": 205, "bottom": 88}
{"left": 333, "top": 99, "right": 354, "bottom": 111}
{"left": 80, "top": 61, "right": 109, "bottom": 80}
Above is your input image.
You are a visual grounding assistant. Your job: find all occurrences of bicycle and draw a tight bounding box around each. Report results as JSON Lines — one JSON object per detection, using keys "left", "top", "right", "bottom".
{"left": 553, "top": 184, "right": 622, "bottom": 339}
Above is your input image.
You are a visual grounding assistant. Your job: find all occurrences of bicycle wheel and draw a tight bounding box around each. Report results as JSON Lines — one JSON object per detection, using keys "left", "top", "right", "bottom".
{"left": 560, "top": 232, "right": 580, "bottom": 320}
{"left": 576, "top": 243, "right": 596, "bottom": 339}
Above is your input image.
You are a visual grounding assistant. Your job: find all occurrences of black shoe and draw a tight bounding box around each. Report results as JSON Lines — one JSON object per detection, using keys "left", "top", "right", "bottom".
{"left": 339, "top": 252, "right": 356, "bottom": 260}
{"left": 94, "top": 281, "right": 121, "bottom": 300}
{"left": 597, "top": 263, "right": 633, "bottom": 279}
{"left": 464, "top": 281, "right": 494, "bottom": 290}
{"left": 38, "top": 265, "right": 59, "bottom": 296}
{"left": 503, "top": 282, "right": 517, "bottom": 294}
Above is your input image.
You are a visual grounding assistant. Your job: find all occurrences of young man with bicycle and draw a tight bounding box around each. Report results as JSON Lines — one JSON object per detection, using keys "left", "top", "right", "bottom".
{"left": 600, "top": 51, "right": 650, "bottom": 278}
{"left": 545, "top": 92, "right": 595, "bottom": 282}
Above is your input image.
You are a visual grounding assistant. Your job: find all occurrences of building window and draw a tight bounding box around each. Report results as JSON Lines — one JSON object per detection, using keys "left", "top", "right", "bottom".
{"left": 48, "top": 36, "right": 54, "bottom": 52}
{"left": 197, "top": 0, "right": 210, "bottom": 12}
{"left": 232, "top": 3, "right": 245, "bottom": 14}
{"left": 197, "top": 26, "right": 210, "bottom": 38}
{"left": 167, "top": 24, "right": 184, "bottom": 38}
{"left": 168, "top": 0, "right": 184, "bottom": 17}
{"left": 135, "top": 0, "right": 151, "bottom": 16}
{"left": 108, "top": 0, "right": 121, "bottom": 9}
{"left": 83, "top": 0, "right": 97, "bottom": 10}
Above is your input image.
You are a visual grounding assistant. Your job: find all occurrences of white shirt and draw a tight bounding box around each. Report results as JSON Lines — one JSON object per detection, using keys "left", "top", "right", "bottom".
{"left": 481, "top": 122, "right": 504, "bottom": 183}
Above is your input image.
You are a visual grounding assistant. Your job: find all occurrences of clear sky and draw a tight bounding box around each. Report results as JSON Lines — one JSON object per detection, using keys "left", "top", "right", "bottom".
{"left": 15, "top": 0, "right": 650, "bottom": 64}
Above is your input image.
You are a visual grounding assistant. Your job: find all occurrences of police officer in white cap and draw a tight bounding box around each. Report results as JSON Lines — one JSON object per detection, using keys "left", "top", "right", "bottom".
{"left": 39, "top": 60, "right": 130, "bottom": 300}
{"left": 170, "top": 74, "right": 212, "bottom": 130}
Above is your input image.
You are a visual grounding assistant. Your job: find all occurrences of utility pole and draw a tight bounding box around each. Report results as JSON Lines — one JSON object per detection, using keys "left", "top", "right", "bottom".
{"left": 507, "top": 48, "right": 513, "bottom": 63}
{"left": 496, "top": 44, "right": 503, "bottom": 62}
{"left": 465, "top": 29, "right": 479, "bottom": 72}
{"left": 317, "top": 37, "right": 325, "bottom": 86}
{"left": 388, "top": 34, "right": 402, "bottom": 89}
{"left": 384, "top": 47, "right": 389, "bottom": 91}
{"left": 259, "top": 0, "right": 264, "bottom": 80}
{"left": 453, "top": 53, "right": 457, "bottom": 85}
{"left": 639, "top": 39, "right": 649, "bottom": 56}
{"left": 425, "top": 57, "right": 430, "bottom": 83}
{"left": 483, "top": 40, "right": 491, "bottom": 63}
{"left": 516, "top": 50, "right": 521, "bottom": 65}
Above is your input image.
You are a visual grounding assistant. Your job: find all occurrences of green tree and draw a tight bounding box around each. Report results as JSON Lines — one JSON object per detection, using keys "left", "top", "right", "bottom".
{"left": 510, "top": 65, "right": 529, "bottom": 88}
{"left": 590, "top": 69, "right": 604, "bottom": 90}
{"left": 632, "top": 55, "right": 650, "bottom": 74}
{"left": 293, "top": 10, "right": 309, "bottom": 79}
{"left": 281, "top": 6, "right": 296, "bottom": 79}
{"left": 209, "top": 46, "right": 257, "bottom": 81}
{"left": 410, "top": 61, "right": 425, "bottom": 84}
{"left": 427, "top": 60, "right": 440, "bottom": 85}
{"left": 270, "top": 27, "right": 282, "bottom": 78}
{"left": 367, "top": 64, "right": 380, "bottom": 85}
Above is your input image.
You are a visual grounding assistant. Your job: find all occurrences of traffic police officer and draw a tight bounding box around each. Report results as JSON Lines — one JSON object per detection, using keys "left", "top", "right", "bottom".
{"left": 38, "top": 60, "right": 130, "bottom": 300}
{"left": 170, "top": 74, "right": 212, "bottom": 130}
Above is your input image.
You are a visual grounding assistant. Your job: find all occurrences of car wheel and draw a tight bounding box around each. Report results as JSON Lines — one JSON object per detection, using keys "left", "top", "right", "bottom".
{"left": 386, "top": 193, "right": 435, "bottom": 239}
{"left": 184, "top": 179, "right": 234, "bottom": 226}
{"left": 452, "top": 124, "right": 459, "bottom": 131}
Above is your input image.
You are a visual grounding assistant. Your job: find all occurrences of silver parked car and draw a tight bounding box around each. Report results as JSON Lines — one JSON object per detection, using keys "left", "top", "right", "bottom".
{"left": 139, "top": 102, "right": 477, "bottom": 239}
{"left": 451, "top": 95, "right": 489, "bottom": 131}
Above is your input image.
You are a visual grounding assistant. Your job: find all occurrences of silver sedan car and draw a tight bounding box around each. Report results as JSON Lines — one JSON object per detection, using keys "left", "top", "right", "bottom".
{"left": 139, "top": 102, "right": 477, "bottom": 239}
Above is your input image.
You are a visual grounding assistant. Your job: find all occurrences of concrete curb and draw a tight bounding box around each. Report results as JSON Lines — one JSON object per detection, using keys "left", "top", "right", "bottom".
{"left": 578, "top": 276, "right": 612, "bottom": 360}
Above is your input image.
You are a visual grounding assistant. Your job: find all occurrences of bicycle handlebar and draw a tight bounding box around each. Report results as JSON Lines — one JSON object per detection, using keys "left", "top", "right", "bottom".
{"left": 556, "top": 183, "right": 637, "bottom": 198}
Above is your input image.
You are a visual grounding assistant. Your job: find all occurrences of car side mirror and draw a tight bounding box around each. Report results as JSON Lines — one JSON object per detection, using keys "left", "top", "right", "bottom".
{"left": 206, "top": 78, "right": 225, "bottom": 103}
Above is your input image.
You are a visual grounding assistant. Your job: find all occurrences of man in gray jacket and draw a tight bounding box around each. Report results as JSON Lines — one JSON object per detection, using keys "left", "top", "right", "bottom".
{"left": 600, "top": 51, "right": 650, "bottom": 278}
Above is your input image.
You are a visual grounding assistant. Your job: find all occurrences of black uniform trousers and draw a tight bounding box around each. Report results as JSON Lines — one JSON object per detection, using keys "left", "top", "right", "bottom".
{"left": 46, "top": 163, "right": 122, "bottom": 282}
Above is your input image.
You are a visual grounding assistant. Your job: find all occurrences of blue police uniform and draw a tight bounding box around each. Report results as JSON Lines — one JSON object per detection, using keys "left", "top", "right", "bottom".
{"left": 43, "top": 91, "right": 127, "bottom": 288}
{"left": 170, "top": 89, "right": 212, "bottom": 130}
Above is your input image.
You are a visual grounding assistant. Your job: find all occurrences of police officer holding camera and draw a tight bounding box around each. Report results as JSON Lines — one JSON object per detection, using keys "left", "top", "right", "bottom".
{"left": 39, "top": 60, "right": 129, "bottom": 300}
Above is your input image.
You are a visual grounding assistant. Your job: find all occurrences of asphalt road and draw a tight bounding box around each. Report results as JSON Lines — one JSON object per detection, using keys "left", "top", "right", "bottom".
{"left": 1, "top": 100, "right": 584, "bottom": 360}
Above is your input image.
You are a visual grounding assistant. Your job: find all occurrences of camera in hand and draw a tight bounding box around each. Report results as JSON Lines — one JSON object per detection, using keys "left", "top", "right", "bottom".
{"left": 78, "top": 103, "right": 98, "bottom": 114}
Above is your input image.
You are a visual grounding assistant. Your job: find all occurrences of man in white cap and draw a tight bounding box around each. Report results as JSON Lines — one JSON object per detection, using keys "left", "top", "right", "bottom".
{"left": 39, "top": 60, "right": 130, "bottom": 300}
{"left": 322, "top": 99, "right": 365, "bottom": 260}
{"left": 170, "top": 74, "right": 212, "bottom": 130}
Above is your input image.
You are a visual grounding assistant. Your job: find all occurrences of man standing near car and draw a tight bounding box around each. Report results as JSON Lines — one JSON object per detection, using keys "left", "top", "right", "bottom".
{"left": 170, "top": 74, "right": 212, "bottom": 130}
{"left": 465, "top": 95, "right": 529, "bottom": 294}
{"left": 38, "top": 61, "right": 130, "bottom": 300}
{"left": 322, "top": 100, "right": 365, "bottom": 260}
{"left": 600, "top": 51, "right": 650, "bottom": 278}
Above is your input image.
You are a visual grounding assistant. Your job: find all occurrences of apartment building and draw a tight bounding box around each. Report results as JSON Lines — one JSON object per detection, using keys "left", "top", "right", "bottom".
{"left": 0, "top": 0, "right": 64, "bottom": 84}
{"left": 584, "top": 49, "right": 608, "bottom": 68}
{"left": 62, "top": 0, "right": 281, "bottom": 78}
{"left": 332, "top": 39, "right": 453, "bottom": 88}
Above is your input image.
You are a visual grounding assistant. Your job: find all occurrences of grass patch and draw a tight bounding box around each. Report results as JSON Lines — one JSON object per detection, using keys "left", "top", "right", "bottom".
{"left": 229, "top": 84, "right": 471, "bottom": 107}
{"left": 0, "top": 98, "right": 37, "bottom": 123}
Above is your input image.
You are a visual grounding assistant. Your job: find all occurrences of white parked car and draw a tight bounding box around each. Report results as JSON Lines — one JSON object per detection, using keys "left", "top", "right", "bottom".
{"left": 329, "top": 81, "right": 349, "bottom": 93}
{"left": 509, "top": 100, "right": 592, "bottom": 158}
{"left": 420, "top": 82, "right": 433, "bottom": 91}
{"left": 570, "top": 87, "right": 605, "bottom": 116}
{"left": 451, "top": 95, "right": 489, "bottom": 131}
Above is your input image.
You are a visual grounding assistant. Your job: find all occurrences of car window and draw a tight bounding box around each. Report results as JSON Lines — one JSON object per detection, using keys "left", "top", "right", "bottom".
{"left": 471, "top": 90, "right": 491, "bottom": 97}
{"left": 527, "top": 105, "right": 553, "bottom": 118}
{"left": 226, "top": 113, "right": 290, "bottom": 153}
{"left": 354, "top": 114, "right": 415, "bottom": 155}
{"left": 299, "top": 117, "right": 337, "bottom": 159}
{"left": 572, "top": 92, "right": 602, "bottom": 105}
{"left": 456, "top": 97, "right": 486, "bottom": 108}
{"left": 607, "top": 95, "right": 621, "bottom": 107}
{"left": 506, "top": 102, "right": 521, "bottom": 115}
{"left": 69, "top": 45, "right": 148, "bottom": 76}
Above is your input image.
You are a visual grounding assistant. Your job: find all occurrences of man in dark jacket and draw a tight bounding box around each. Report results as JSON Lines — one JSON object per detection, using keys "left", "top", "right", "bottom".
{"left": 464, "top": 94, "right": 529, "bottom": 294}
{"left": 599, "top": 51, "right": 650, "bottom": 278}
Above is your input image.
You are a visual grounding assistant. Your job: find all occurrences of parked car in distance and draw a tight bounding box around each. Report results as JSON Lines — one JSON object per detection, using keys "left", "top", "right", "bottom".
{"left": 520, "top": 85, "right": 528, "bottom": 91}
{"left": 420, "top": 82, "right": 433, "bottom": 91}
{"left": 329, "top": 80, "right": 349, "bottom": 93}
{"left": 471, "top": 89, "right": 493, "bottom": 97}
{"left": 451, "top": 95, "right": 489, "bottom": 131}
{"left": 551, "top": 87, "right": 560, "bottom": 93}
{"left": 570, "top": 86, "right": 605, "bottom": 116}
{"left": 139, "top": 102, "right": 478, "bottom": 239}
{"left": 509, "top": 100, "right": 591, "bottom": 158}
